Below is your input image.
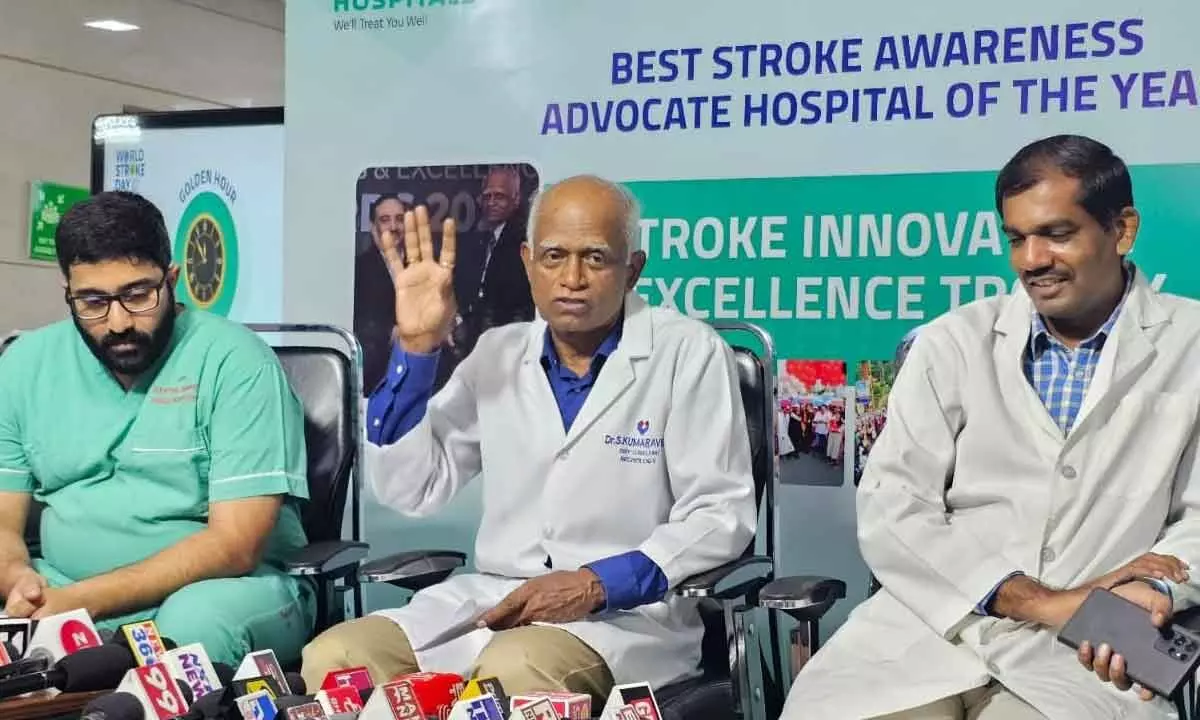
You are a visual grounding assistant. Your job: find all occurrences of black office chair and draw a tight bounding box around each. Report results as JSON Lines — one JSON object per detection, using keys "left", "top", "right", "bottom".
{"left": 245, "top": 324, "right": 371, "bottom": 635}
{"left": 354, "top": 321, "right": 845, "bottom": 719}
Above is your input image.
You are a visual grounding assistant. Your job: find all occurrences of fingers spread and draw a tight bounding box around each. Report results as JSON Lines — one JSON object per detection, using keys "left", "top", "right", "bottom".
{"left": 416, "top": 206, "right": 435, "bottom": 263}
{"left": 403, "top": 210, "right": 421, "bottom": 264}
{"left": 440, "top": 218, "right": 457, "bottom": 269}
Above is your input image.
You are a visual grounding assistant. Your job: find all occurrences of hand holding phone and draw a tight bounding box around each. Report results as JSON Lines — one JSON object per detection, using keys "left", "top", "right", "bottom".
{"left": 1058, "top": 587, "right": 1200, "bottom": 698}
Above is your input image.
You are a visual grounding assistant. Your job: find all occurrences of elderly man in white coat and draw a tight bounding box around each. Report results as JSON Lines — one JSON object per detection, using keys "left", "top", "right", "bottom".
{"left": 782, "top": 134, "right": 1200, "bottom": 720}
{"left": 300, "top": 175, "right": 757, "bottom": 702}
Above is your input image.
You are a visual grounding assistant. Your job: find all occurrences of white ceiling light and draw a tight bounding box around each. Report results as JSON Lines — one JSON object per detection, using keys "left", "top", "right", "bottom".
{"left": 84, "top": 19, "right": 140, "bottom": 32}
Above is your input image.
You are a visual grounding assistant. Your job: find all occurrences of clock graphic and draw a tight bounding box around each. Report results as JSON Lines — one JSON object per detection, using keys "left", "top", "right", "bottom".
{"left": 174, "top": 190, "right": 239, "bottom": 317}
{"left": 184, "top": 213, "right": 223, "bottom": 307}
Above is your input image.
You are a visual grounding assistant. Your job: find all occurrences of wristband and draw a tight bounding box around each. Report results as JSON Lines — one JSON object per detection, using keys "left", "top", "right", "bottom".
{"left": 1138, "top": 576, "right": 1173, "bottom": 607}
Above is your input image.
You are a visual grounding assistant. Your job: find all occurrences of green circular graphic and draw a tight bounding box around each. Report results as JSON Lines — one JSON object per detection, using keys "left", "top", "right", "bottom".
{"left": 174, "top": 190, "right": 239, "bottom": 317}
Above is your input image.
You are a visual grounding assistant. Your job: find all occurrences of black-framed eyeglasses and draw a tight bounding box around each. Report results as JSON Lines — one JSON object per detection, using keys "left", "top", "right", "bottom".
{"left": 65, "top": 276, "right": 167, "bottom": 321}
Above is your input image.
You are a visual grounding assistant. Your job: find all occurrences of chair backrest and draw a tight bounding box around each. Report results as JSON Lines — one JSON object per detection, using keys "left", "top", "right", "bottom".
{"left": 272, "top": 346, "right": 357, "bottom": 545}
{"left": 696, "top": 337, "right": 775, "bottom": 678}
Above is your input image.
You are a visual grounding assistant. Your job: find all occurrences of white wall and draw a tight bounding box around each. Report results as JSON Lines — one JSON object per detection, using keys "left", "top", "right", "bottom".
{"left": 0, "top": 0, "right": 283, "bottom": 332}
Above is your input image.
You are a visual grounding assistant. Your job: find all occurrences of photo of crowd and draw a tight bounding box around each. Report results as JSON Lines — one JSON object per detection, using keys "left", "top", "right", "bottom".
{"left": 853, "top": 360, "right": 898, "bottom": 485}
{"left": 353, "top": 163, "right": 540, "bottom": 394}
{"left": 777, "top": 359, "right": 848, "bottom": 487}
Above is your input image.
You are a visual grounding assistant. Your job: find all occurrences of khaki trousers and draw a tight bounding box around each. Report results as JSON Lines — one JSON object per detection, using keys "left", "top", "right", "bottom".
{"left": 300, "top": 615, "right": 615, "bottom": 706}
{"left": 873, "top": 682, "right": 1046, "bottom": 720}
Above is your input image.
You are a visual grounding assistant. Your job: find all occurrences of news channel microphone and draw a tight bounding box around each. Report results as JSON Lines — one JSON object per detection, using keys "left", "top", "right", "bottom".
{"left": 24, "top": 609, "right": 104, "bottom": 664}
{"left": 507, "top": 698, "right": 557, "bottom": 720}
{"left": 0, "top": 617, "right": 34, "bottom": 657}
{"left": 180, "top": 662, "right": 236, "bottom": 720}
{"left": 319, "top": 666, "right": 373, "bottom": 694}
{"left": 447, "top": 692, "right": 504, "bottom": 720}
{"left": 598, "top": 682, "right": 662, "bottom": 720}
{"left": 0, "top": 641, "right": 140, "bottom": 699}
{"left": 80, "top": 691, "right": 148, "bottom": 720}
{"left": 509, "top": 690, "right": 590, "bottom": 718}
{"left": 0, "top": 641, "right": 50, "bottom": 680}
{"left": 357, "top": 673, "right": 464, "bottom": 720}
{"left": 232, "top": 649, "right": 293, "bottom": 695}
{"left": 119, "top": 621, "right": 171, "bottom": 667}
{"left": 115, "top": 663, "right": 197, "bottom": 720}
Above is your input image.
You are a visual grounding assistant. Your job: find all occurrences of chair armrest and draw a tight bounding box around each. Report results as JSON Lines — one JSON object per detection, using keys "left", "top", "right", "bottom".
{"left": 359, "top": 550, "right": 467, "bottom": 591}
{"left": 284, "top": 540, "right": 369, "bottom": 577}
{"left": 676, "top": 556, "right": 773, "bottom": 600}
{"left": 759, "top": 575, "right": 847, "bottom": 622}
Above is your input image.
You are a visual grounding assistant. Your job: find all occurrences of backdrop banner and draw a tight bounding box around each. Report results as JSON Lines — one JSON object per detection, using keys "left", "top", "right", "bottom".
{"left": 285, "top": 0, "right": 1200, "bottom": 655}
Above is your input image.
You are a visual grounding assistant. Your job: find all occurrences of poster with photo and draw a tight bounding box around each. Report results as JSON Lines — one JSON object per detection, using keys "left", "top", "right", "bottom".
{"left": 853, "top": 359, "right": 898, "bottom": 485}
{"left": 354, "top": 163, "right": 540, "bottom": 393}
{"left": 777, "top": 359, "right": 848, "bottom": 487}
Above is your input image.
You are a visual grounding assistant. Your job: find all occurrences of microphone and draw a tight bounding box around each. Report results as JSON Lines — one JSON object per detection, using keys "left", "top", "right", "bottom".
{"left": 284, "top": 672, "right": 306, "bottom": 695}
{"left": 447, "top": 693, "right": 504, "bottom": 720}
{"left": 181, "top": 663, "right": 236, "bottom": 720}
{"left": 0, "top": 642, "right": 137, "bottom": 699}
{"left": 361, "top": 673, "right": 464, "bottom": 720}
{"left": 506, "top": 698, "right": 556, "bottom": 720}
{"left": 320, "top": 667, "right": 373, "bottom": 694}
{"left": 510, "top": 691, "right": 590, "bottom": 719}
{"left": 599, "top": 682, "right": 662, "bottom": 720}
{"left": 315, "top": 686, "right": 364, "bottom": 716}
{"left": 233, "top": 649, "right": 293, "bottom": 694}
{"left": 24, "top": 609, "right": 103, "bottom": 664}
{"left": 0, "top": 649, "right": 51, "bottom": 681}
{"left": 80, "top": 692, "right": 146, "bottom": 720}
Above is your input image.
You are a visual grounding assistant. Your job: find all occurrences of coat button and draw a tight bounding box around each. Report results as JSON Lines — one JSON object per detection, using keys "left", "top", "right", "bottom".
{"left": 1061, "top": 465, "right": 1077, "bottom": 479}
{"left": 1041, "top": 547, "right": 1056, "bottom": 563}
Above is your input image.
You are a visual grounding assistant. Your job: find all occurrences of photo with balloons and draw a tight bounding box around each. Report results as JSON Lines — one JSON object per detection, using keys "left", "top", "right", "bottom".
{"left": 777, "top": 359, "right": 848, "bottom": 487}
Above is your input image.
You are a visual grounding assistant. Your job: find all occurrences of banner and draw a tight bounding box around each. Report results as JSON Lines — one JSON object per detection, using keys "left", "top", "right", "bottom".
{"left": 285, "top": 0, "right": 1200, "bottom": 636}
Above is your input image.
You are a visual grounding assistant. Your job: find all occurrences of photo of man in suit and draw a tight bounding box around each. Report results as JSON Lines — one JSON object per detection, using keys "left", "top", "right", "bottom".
{"left": 451, "top": 166, "right": 535, "bottom": 353}
{"left": 355, "top": 193, "right": 409, "bottom": 392}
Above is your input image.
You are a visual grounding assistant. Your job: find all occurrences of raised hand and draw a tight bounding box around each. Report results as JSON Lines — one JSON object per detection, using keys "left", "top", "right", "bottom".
{"left": 388, "top": 206, "right": 457, "bottom": 354}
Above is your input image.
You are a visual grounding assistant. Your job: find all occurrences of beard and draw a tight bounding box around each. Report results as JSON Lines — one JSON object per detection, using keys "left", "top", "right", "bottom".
{"left": 76, "top": 295, "right": 176, "bottom": 378}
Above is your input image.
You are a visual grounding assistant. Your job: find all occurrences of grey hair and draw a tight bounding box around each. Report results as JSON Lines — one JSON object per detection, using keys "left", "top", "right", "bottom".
{"left": 525, "top": 174, "right": 642, "bottom": 261}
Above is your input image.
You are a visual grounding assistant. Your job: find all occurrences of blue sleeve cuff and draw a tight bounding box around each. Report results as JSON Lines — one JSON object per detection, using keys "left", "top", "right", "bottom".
{"left": 975, "top": 571, "right": 1024, "bottom": 616}
{"left": 365, "top": 342, "right": 441, "bottom": 445}
{"left": 585, "top": 551, "right": 669, "bottom": 612}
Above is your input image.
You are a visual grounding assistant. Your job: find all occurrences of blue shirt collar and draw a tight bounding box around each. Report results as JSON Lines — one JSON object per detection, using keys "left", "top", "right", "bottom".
{"left": 1029, "top": 264, "right": 1132, "bottom": 355}
{"left": 541, "top": 314, "right": 624, "bottom": 379}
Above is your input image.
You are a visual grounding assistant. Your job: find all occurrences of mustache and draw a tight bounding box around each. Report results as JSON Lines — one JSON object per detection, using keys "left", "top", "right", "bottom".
{"left": 101, "top": 329, "right": 151, "bottom": 349}
{"left": 1022, "top": 269, "right": 1069, "bottom": 283}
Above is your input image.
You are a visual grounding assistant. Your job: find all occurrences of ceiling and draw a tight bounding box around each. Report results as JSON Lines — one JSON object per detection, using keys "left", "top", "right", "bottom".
{"left": 0, "top": 0, "right": 284, "bottom": 107}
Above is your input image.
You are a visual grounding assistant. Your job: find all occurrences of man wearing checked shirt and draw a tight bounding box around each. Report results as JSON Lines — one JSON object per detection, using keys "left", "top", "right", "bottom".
{"left": 784, "top": 135, "right": 1200, "bottom": 720}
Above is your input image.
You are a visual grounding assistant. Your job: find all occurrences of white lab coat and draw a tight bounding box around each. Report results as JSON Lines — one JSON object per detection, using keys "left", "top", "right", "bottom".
{"left": 365, "top": 293, "right": 757, "bottom": 688}
{"left": 784, "top": 271, "right": 1200, "bottom": 719}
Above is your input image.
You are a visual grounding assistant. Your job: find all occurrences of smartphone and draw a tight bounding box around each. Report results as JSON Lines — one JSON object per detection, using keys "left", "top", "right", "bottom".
{"left": 1057, "top": 587, "right": 1200, "bottom": 698}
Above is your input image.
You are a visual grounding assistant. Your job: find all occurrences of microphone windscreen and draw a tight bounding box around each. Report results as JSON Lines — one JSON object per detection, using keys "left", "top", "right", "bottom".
{"left": 80, "top": 691, "right": 144, "bottom": 720}
{"left": 175, "top": 678, "right": 195, "bottom": 704}
{"left": 274, "top": 694, "right": 316, "bottom": 711}
{"left": 56, "top": 644, "right": 136, "bottom": 692}
{"left": 284, "top": 672, "right": 306, "bottom": 695}
{"left": 359, "top": 685, "right": 374, "bottom": 703}
{"left": 211, "top": 661, "right": 235, "bottom": 688}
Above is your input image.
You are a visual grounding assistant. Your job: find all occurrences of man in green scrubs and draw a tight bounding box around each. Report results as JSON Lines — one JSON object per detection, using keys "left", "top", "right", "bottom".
{"left": 0, "top": 191, "right": 314, "bottom": 666}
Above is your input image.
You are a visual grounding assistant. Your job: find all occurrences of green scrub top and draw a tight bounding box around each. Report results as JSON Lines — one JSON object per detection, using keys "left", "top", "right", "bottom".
{"left": 0, "top": 309, "right": 308, "bottom": 582}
